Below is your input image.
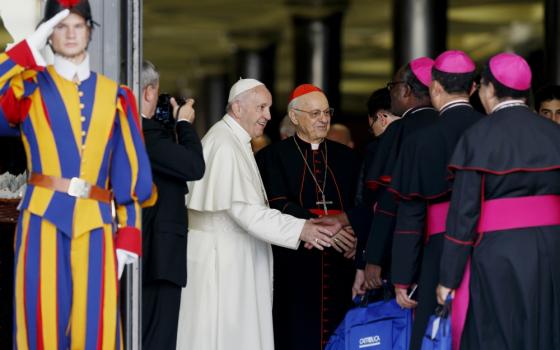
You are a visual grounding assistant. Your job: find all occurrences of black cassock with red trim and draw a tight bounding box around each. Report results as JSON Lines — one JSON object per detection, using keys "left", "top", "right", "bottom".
{"left": 440, "top": 104, "right": 560, "bottom": 349}
{"left": 388, "top": 102, "right": 482, "bottom": 350}
{"left": 363, "top": 106, "right": 438, "bottom": 277}
{"left": 256, "top": 134, "right": 360, "bottom": 350}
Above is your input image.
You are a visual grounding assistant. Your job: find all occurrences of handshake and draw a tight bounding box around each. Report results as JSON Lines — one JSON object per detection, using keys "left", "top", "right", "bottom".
{"left": 298, "top": 213, "right": 356, "bottom": 259}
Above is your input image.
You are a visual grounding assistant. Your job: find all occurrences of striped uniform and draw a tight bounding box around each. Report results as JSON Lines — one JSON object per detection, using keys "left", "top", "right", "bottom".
{"left": 0, "top": 41, "right": 154, "bottom": 349}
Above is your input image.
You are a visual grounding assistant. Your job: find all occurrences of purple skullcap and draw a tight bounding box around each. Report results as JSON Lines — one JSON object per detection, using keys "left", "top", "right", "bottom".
{"left": 434, "top": 50, "right": 476, "bottom": 73}
{"left": 489, "top": 53, "right": 532, "bottom": 91}
{"left": 410, "top": 57, "right": 435, "bottom": 87}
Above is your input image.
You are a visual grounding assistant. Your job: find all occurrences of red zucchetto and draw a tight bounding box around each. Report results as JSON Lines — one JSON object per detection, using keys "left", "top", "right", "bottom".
{"left": 288, "top": 84, "right": 324, "bottom": 103}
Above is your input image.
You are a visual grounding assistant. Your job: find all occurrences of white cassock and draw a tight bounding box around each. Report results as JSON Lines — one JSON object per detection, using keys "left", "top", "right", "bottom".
{"left": 176, "top": 114, "right": 305, "bottom": 350}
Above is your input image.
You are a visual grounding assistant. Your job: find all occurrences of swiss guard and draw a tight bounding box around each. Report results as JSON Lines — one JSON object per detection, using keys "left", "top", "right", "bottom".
{"left": 0, "top": 0, "right": 155, "bottom": 348}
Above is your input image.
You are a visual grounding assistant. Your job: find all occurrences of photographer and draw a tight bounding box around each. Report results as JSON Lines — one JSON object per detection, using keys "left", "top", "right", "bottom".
{"left": 140, "top": 60, "right": 205, "bottom": 350}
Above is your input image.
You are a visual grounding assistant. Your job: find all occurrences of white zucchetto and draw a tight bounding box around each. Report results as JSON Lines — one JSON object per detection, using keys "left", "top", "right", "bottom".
{"left": 228, "top": 78, "right": 264, "bottom": 103}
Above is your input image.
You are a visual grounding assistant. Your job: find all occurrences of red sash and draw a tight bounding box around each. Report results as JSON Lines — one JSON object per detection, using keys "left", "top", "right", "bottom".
{"left": 309, "top": 209, "right": 343, "bottom": 216}
{"left": 430, "top": 195, "right": 560, "bottom": 350}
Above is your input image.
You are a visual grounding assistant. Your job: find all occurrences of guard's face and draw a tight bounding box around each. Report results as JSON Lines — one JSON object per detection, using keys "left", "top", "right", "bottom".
{"left": 50, "top": 13, "right": 90, "bottom": 59}
{"left": 290, "top": 92, "right": 331, "bottom": 143}
{"left": 237, "top": 85, "right": 272, "bottom": 138}
{"left": 539, "top": 99, "right": 560, "bottom": 124}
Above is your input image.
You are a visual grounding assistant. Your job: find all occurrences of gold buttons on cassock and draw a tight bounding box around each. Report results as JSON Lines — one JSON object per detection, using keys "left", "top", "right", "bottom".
{"left": 81, "top": 131, "right": 86, "bottom": 137}
{"left": 80, "top": 103, "right": 85, "bottom": 109}
{"left": 81, "top": 116, "right": 86, "bottom": 122}
{"left": 79, "top": 91, "right": 84, "bottom": 97}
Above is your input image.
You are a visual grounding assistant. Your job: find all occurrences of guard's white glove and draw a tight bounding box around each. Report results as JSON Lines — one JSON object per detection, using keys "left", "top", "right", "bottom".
{"left": 116, "top": 248, "right": 138, "bottom": 280}
{"left": 25, "top": 9, "right": 70, "bottom": 66}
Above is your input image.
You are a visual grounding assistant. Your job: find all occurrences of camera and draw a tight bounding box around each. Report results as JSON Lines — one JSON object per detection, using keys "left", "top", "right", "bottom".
{"left": 154, "top": 93, "right": 186, "bottom": 128}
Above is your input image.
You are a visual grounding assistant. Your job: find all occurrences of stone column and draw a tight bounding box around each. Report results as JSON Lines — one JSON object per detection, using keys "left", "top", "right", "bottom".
{"left": 116, "top": 1, "right": 143, "bottom": 349}
{"left": 229, "top": 31, "right": 280, "bottom": 139}
{"left": 393, "top": 0, "right": 447, "bottom": 71}
{"left": 199, "top": 73, "right": 229, "bottom": 131}
{"left": 545, "top": 0, "right": 560, "bottom": 84}
{"left": 230, "top": 31, "right": 278, "bottom": 90}
{"left": 288, "top": 0, "right": 348, "bottom": 112}
{"left": 89, "top": 0, "right": 123, "bottom": 81}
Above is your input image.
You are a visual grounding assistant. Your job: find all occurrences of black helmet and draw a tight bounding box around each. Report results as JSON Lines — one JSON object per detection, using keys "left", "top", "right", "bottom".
{"left": 42, "top": 0, "right": 95, "bottom": 27}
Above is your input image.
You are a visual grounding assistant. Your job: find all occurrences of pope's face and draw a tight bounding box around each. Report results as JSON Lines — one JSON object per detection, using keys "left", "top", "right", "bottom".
{"left": 50, "top": 13, "right": 90, "bottom": 59}
{"left": 290, "top": 91, "right": 331, "bottom": 143}
{"left": 237, "top": 85, "right": 272, "bottom": 138}
{"left": 539, "top": 99, "right": 560, "bottom": 124}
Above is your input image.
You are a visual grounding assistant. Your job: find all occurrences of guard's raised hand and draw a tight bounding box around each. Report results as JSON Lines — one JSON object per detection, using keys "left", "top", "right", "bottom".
{"left": 27, "top": 9, "right": 70, "bottom": 52}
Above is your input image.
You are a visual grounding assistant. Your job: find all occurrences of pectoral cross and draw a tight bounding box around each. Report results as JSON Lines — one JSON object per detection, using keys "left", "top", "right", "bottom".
{"left": 316, "top": 194, "right": 333, "bottom": 215}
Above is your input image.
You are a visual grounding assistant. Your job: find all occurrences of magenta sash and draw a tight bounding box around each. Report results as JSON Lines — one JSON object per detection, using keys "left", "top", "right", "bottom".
{"left": 429, "top": 195, "right": 560, "bottom": 350}
{"left": 426, "top": 201, "right": 450, "bottom": 236}
{"left": 477, "top": 194, "right": 560, "bottom": 232}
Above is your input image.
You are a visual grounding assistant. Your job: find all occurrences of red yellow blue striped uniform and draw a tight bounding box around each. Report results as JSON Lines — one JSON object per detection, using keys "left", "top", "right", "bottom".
{"left": 0, "top": 41, "right": 154, "bottom": 349}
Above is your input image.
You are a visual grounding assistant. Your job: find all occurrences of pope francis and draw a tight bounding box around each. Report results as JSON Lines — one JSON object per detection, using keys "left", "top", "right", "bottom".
{"left": 176, "top": 79, "right": 336, "bottom": 350}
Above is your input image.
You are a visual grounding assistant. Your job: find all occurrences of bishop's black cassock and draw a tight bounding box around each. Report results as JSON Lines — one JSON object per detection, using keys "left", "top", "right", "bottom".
{"left": 349, "top": 138, "right": 381, "bottom": 269}
{"left": 256, "top": 135, "right": 360, "bottom": 350}
{"left": 364, "top": 106, "right": 438, "bottom": 277}
{"left": 440, "top": 104, "right": 560, "bottom": 349}
{"left": 389, "top": 102, "right": 482, "bottom": 350}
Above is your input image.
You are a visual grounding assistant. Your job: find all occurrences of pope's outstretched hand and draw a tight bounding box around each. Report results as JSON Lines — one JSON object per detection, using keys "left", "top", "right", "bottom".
{"left": 299, "top": 221, "right": 334, "bottom": 250}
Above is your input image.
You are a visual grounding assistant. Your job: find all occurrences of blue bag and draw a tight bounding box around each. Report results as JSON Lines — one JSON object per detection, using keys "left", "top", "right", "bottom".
{"left": 421, "top": 297, "right": 452, "bottom": 350}
{"left": 326, "top": 286, "right": 412, "bottom": 350}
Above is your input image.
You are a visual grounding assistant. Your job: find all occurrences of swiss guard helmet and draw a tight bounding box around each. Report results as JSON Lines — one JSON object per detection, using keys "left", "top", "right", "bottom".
{"left": 42, "top": 0, "right": 96, "bottom": 27}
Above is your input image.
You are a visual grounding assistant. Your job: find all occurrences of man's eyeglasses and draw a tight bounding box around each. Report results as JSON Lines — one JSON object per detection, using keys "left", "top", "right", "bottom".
{"left": 293, "top": 107, "right": 334, "bottom": 119}
{"left": 386, "top": 81, "right": 407, "bottom": 91}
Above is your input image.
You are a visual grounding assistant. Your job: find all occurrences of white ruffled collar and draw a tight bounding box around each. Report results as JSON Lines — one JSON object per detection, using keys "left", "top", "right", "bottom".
{"left": 53, "top": 54, "right": 91, "bottom": 82}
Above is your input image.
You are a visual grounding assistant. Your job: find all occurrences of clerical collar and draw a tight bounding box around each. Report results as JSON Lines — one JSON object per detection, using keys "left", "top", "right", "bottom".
{"left": 223, "top": 114, "right": 252, "bottom": 144}
{"left": 295, "top": 133, "right": 323, "bottom": 150}
{"left": 439, "top": 99, "right": 471, "bottom": 115}
{"left": 491, "top": 99, "right": 527, "bottom": 113}
{"left": 401, "top": 105, "right": 434, "bottom": 118}
{"left": 53, "top": 54, "right": 91, "bottom": 82}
